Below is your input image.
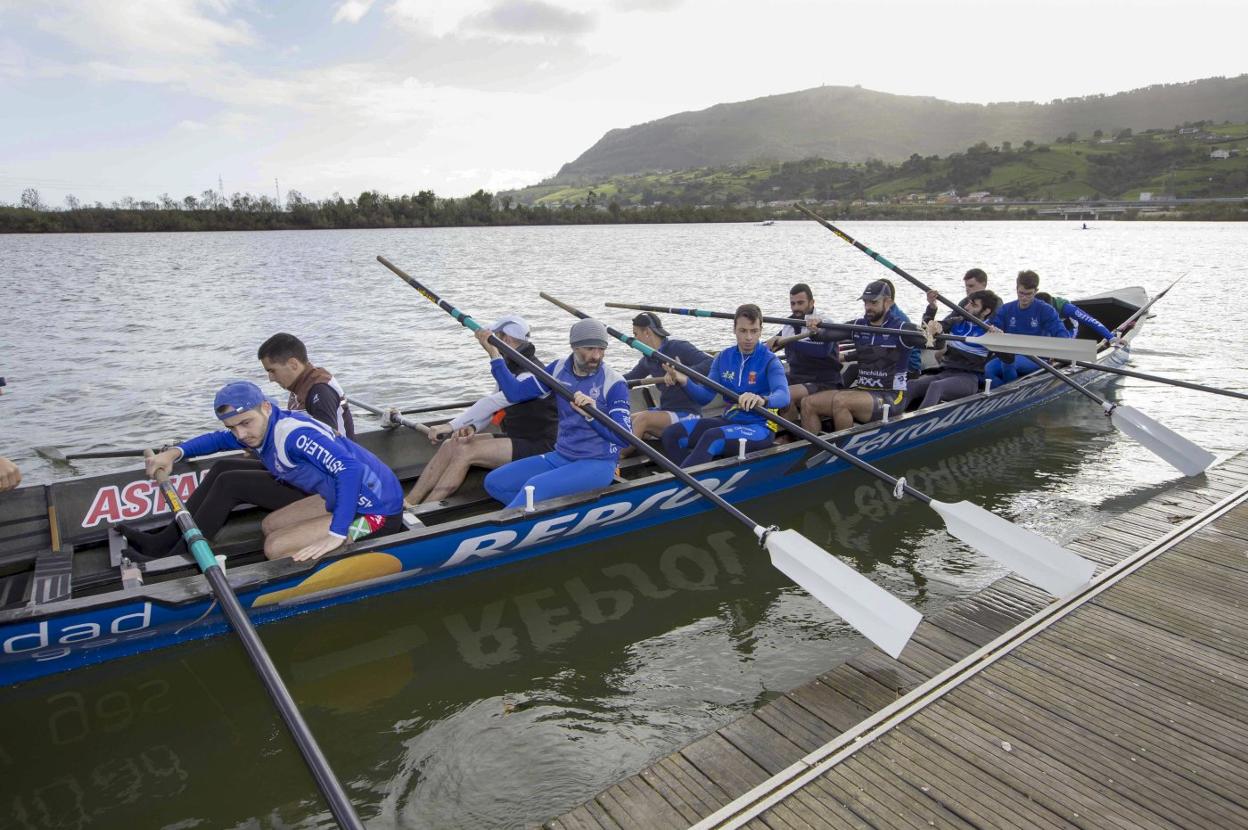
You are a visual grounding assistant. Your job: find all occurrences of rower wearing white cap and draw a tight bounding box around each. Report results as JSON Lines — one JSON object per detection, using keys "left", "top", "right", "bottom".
{"left": 483, "top": 319, "right": 632, "bottom": 509}
{"left": 405, "top": 314, "right": 558, "bottom": 507}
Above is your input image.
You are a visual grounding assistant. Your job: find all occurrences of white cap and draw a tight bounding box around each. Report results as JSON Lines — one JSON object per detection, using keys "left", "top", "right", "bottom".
{"left": 490, "top": 314, "right": 531, "bottom": 341}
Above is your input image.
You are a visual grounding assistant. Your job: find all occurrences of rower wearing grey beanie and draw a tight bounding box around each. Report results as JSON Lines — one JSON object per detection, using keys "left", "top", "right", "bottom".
{"left": 482, "top": 319, "right": 633, "bottom": 510}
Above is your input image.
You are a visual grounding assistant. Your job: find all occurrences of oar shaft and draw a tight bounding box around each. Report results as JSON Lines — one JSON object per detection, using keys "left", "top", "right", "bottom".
{"left": 346, "top": 396, "right": 432, "bottom": 435}
{"left": 379, "top": 258, "right": 762, "bottom": 535}
{"left": 543, "top": 293, "right": 928, "bottom": 503}
{"left": 149, "top": 466, "right": 362, "bottom": 830}
{"left": 1072, "top": 361, "right": 1248, "bottom": 401}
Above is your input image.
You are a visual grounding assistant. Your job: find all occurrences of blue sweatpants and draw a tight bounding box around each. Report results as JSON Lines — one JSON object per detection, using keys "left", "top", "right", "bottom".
{"left": 661, "top": 416, "right": 774, "bottom": 468}
{"left": 484, "top": 451, "right": 618, "bottom": 509}
{"left": 985, "top": 354, "right": 1042, "bottom": 385}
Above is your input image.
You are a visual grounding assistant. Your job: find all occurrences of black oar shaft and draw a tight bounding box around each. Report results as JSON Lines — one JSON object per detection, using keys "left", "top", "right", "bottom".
{"left": 794, "top": 204, "right": 1113, "bottom": 407}
{"left": 543, "top": 292, "right": 930, "bottom": 504}
{"left": 149, "top": 469, "right": 363, "bottom": 830}
{"left": 1072, "top": 361, "right": 1248, "bottom": 401}
{"left": 377, "top": 257, "right": 763, "bottom": 535}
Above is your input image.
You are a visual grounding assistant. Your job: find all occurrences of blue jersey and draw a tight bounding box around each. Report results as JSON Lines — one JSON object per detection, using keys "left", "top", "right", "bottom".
{"left": 684, "top": 345, "right": 789, "bottom": 428}
{"left": 492, "top": 355, "right": 632, "bottom": 461}
{"left": 990, "top": 300, "right": 1070, "bottom": 338}
{"left": 178, "top": 408, "right": 404, "bottom": 539}
{"left": 624, "top": 337, "right": 712, "bottom": 414}
{"left": 1050, "top": 296, "right": 1114, "bottom": 341}
{"left": 938, "top": 312, "right": 991, "bottom": 374}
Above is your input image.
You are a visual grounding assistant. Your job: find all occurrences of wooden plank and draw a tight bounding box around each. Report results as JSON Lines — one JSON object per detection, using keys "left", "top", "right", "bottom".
{"left": 945, "top": 681, "right": 1248, "bottom": 827}
{"left": 544, "top": 805, "right": 606, "bottom": 830}
{"left": 924, "top": 607, "right": 1003, "bottom": 646}
{"left": 717, "top": 714, "right": 807, "bottom": 775}
{"left": 814, "top": 663, "right": 901, "bottom": 712}
{"left": 787, "top": 677, "right": 876, "bottom": 732}
{"left": 581, "top": 797, "right": 625, "bottom": 830}
{"left": 845, "top": 649, "right": 929, "bottom": 694}
{"left": 679, "top": 733, "right": 771, "bottom": 796}
{"left": 909, "top": 620, "right": 980, "bottom": 663}
{"left": 874, "top": 724, "right": 1078, "bottom": 830}
{"left": 754, "top": 694, "right": 842, "bottom": 752}
{"left": 913, "top": 698, "right": 1163, "bottom": 828}
{"left": 648, "top": 754, "right": 732, "bottom": 818}
{"left": 802, "top": 769, "right": 913, "bottom": 830}
{"left": 636, "top": 766, "right": 705, "bottom": 826}
{"left": 773, "top": 781, "right": 873, "bottom": 830}
{"left": 893, "top": 636, "right": 959, "bottom": 680}
{"left": 834, "top": 757, "right": 975, "bottom": 830}
{"left": 600, "top": 776, "right": 688, "bottom": 829}
{"left": 1174, "top": 534, "right": 1248, "bottom": 571}
{"left": 1094, "top": 580, "right": 1248, "bottom": 660}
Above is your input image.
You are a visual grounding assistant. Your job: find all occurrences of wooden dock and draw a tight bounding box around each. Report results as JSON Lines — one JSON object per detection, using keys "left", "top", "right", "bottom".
{"left": 542, "top": 451, "right": 1248, "bottom": 829}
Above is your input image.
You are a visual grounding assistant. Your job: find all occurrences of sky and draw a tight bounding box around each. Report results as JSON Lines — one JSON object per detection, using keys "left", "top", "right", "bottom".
{"left": 1, "top": 0, "right": 1245, "bottom": 206}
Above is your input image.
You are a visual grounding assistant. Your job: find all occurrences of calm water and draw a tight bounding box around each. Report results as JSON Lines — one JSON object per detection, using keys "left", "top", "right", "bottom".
{"left": 1, "top": 221, "right": 1247, "bottom": 828}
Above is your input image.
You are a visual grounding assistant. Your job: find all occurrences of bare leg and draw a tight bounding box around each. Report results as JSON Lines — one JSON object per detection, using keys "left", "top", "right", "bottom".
{"left": 406, "top": 439, "right": 458, "bottom": 504}
{"left": 621, "top": 410, "right": 673, "bottom": 458}
{"left": 832, "top": 390, "right": 876, "bottom": 430}
{"left": 261, "top": 495, "right": 328, "bottom": 535}
{"left": 423, "top": 436, "right": 514, "bottom": 503}
{"left": 799, "top": 389, "right": 839, "bottom": 433}
{"left": 778, "top": 383, "right": 809, "bottom": 422}
{"left": 264, "top": 514, "right": 334, "bottom": 560}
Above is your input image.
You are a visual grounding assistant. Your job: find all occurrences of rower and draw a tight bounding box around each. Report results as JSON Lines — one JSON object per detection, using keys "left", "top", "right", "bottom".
{"left": 0, "top": 456, "right": 19, "bottom": 493}
{"left": 798, "top": 280, "right": 926, "bottom": 432}
{"left": 907, "top": 290, "right": 1002, "bottom": 410}
{"left": 258, "top": 332, "right": 355, "bottom": 439}
{"left": 765, "top": 283, "right": 842, "bottom": 421}
{"left": 661, "top": 304, "right": 789, "bottom": 468}
{"left": 404, "top": 315, "right": 557, "bottom": 507}
{"left": 120, "top": 381, "right": 404, "bottom": 561}
{"left": 483, "top": 320, "right": 632, "bottom": 509}
{"left": 984, "top": 270, "right": 1071, "bottom": 385}
{"left": 1035, "top": 291, "right": 1117, "bottom": 343}
{"left": 921, "top": 267, "right": 988, "bottom": 323}
{"left": 623, "top": 312, "right": 712, "bottom": 451}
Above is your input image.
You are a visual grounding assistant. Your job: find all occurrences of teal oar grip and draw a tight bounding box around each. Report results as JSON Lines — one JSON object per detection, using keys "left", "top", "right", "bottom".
{"left": 184, "top": 529, "right": 217, "bottom": 572}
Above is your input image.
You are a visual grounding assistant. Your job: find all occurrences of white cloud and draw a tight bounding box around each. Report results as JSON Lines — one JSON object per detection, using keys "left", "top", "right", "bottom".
{"left": 332, "top": 0, "right": 376, "bottom": 24}
{"left": 32, "top": 0, "right": 254, "bottom": 58}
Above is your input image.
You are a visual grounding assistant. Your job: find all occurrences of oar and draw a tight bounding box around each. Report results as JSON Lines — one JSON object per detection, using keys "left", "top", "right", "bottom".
{"left": 36, "top": 446, "right": 152, "bottom": 463}
{"left": 143, "top": 451, "right": 363, "bottom": 830}
{"left": 544, "top": 291, "right": 1096, "bottom": 598}
{"left": 1070, "top": 362, "right": 1248, "bottom": 402}
{"left": 628, "top": 376, "right": 669, "bottom": 387}
{"left": 377, "top": 256, "right": 921, "bottom": 658}
{"left": 795, "top": 203, "right": 1215, "bottom": 478}
{"left": 1100, "top": 271, "right": 1189, "bottom": 347}
{"left": 346, "top": 396, "right": 432, "bottom": 435}
{"left": 604, "top": 302, "right": 1096, "bottom": 363}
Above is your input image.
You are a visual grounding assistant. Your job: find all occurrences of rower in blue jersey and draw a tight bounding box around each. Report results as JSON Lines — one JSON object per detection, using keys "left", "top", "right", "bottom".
{"left": 798, "top": 280, "right": 926, "bottom": 432}
{"left": 767, "top": 283, "right": 843, "bottom": 421}
{"left": 623, "top": 312, "right": 713, "bottom": 449}
{"left": 984, "top": 270, "right": 1071, "bottom": 385}
{"left": 123, "top": 381, "right": 404, "bottom": 562}
{"left": 484, "top": 319, "right": 632, "bottom": 509}
{"left": 660, "top": 304, "right": 790, "bottom": 468}
{"left": 907, "top": 290, "right": 1002, "bottom": 410}
{"left": 1035, "top": 292, "right": 1117, "bottom": 342}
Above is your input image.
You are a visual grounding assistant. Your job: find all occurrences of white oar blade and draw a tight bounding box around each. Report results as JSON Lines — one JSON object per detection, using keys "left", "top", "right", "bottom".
{"left": 765, "top": 529, "right": 921, "bottom": 659}
{"left": 970, "top": 332, "right": 1096, "bottom": 362}
{"left": 1111, "top": 404, "right": 1216, "bottom": 477}
{"left": 930, "top": 500, "right": 1096, "bottom": 597}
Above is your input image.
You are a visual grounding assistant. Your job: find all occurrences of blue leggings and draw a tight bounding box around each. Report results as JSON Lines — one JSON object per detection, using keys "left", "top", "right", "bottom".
{"left": 661, "top": 416, "right": 774, "bottom": 468}
{"left": 484, "top": 451, "right": 618, "bottom": 509}
{"left": 985, "top": 354, "right": 1042, "bottom": 385}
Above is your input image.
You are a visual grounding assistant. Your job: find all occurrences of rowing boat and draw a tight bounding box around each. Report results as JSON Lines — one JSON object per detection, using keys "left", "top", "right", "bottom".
{"left": 0, "top": 288, "right": 1146, "bottom": 686}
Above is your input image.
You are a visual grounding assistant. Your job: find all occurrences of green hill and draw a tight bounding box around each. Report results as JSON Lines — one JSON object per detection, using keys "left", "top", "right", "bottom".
{"left": 549, "top": 75, "right": 1248, "bottom": 184}
{"left": 502, "top": 123, "right": 1248, "bottom": 208}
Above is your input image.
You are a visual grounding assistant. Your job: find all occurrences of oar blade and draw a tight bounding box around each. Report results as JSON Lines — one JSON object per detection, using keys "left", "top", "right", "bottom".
{"left": 34, "top": 446, "right": 68, "bottom": 463}
{"left": 1110, "top": 404, "right": 1216, "bottom": 477}
{"left": 971, "top": 332, "right": 1097, "bottom": 362}
{"left": 930, "top": 500, "right": 1096, "bottom": 597}
{"left": 764, "top": 529, "right": 921, "bottom": 658}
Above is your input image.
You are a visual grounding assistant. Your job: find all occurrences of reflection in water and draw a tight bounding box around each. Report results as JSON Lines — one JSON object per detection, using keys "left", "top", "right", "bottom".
{"left": 2, "top": 406, "right": 1140, "bottom": 830}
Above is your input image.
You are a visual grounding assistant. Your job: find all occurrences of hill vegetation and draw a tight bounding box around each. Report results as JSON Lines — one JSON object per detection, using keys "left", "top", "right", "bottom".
{"left": 552, "top": 75, "right": 1248, "bottom": 183}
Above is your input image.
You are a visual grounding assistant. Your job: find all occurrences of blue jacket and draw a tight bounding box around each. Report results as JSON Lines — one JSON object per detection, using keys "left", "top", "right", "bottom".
{"left": 492, "top": 355, "right": 632, "bottom": 461}
{"left": 893, "top": 305, "right": 924, "bottom": 376}
{"left": 1050, "top": 296, "right": 1114, "bottom": 341}
{"left": 776, "top": 310, "right": 842, "bottom": 387}
{"left": 624, "top": 337, "right": 712, "bottom": 414}
{"left": 684, "top": 345, "right": 789, "bottom": 428}
{"left": 938, "top": 312, "right": 991, "bottom": 374}
{"left": 178, "top": 408, "right": 404, "bottom": 539}
{"left": 990, "top": 300, "right": 1071, "bottom": 338}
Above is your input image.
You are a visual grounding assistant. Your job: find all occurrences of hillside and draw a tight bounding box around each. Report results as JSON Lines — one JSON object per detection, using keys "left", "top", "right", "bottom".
{"left": 503, "top": 123, "right": 1248, "bottom": 208}
{"left": 551, "top": 75, "right": 1248, "bottom": 183}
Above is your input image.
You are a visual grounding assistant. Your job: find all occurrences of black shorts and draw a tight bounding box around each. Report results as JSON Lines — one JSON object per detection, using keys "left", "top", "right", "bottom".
{"left": 508, "top": 435, "right": 556, "bottom": 462}
{"left": 865, "top": 389, "right": 906, "bottom": 420}
{"left": 800, "top": 381, "right": 841, "bottom": 395}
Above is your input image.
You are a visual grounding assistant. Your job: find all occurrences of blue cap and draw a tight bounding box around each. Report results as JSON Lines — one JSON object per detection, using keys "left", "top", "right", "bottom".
{"left": 213, "top": 380, "right": 268, "bottom": 420}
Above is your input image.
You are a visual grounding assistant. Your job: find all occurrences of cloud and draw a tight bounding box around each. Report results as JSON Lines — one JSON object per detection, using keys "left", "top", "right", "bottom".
{"left": 31, "top": 0, "right": 254, "bottom": 58}
{"left": 461, "top": 0, "right": 596, "bottom": 40}
{"left": 332, "top": 0, "right": 375, "bottom": 24}
{"left": 613, "top": 0, "right": 682, "bottom": 10}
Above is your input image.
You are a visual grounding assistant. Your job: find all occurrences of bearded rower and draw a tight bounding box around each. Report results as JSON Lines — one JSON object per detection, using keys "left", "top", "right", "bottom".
{"left": 908, "top": 289, "right": 1002, "bottom": 410}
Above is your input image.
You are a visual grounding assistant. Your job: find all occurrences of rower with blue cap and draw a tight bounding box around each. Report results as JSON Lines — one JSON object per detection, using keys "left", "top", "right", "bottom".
{"left": 119, "top": 380, "right": 404, "bottom": 562}
{"left": 403, "top": 314, "right": 558, "bottom": 509}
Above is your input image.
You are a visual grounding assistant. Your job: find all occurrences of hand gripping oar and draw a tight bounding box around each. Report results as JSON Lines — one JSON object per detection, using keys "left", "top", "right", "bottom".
{"left": 376, "top": 256, "right": 920, "bottom": 658}
{"left": 143, "top": 451, "right": 363, "bottom": 830}
{"left": 346, "top": 396, "right": 433, "bottom": 435}
{"left": 604, "top": 302, "right": 1096, "bottom": 363}
{"left": 795, "top": 203, "right": 1215, "bottom": 478}
{"left": 1070, "top": 362, "right": 1248, "bottom": 402}
{"left": 545, "top": 291, "right": 1096, "bottom": 599}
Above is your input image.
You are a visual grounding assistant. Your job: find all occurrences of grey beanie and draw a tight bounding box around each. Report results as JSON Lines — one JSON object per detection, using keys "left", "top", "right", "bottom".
{"left": 569, "top": 318, "right": 609, "bottom": 348}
